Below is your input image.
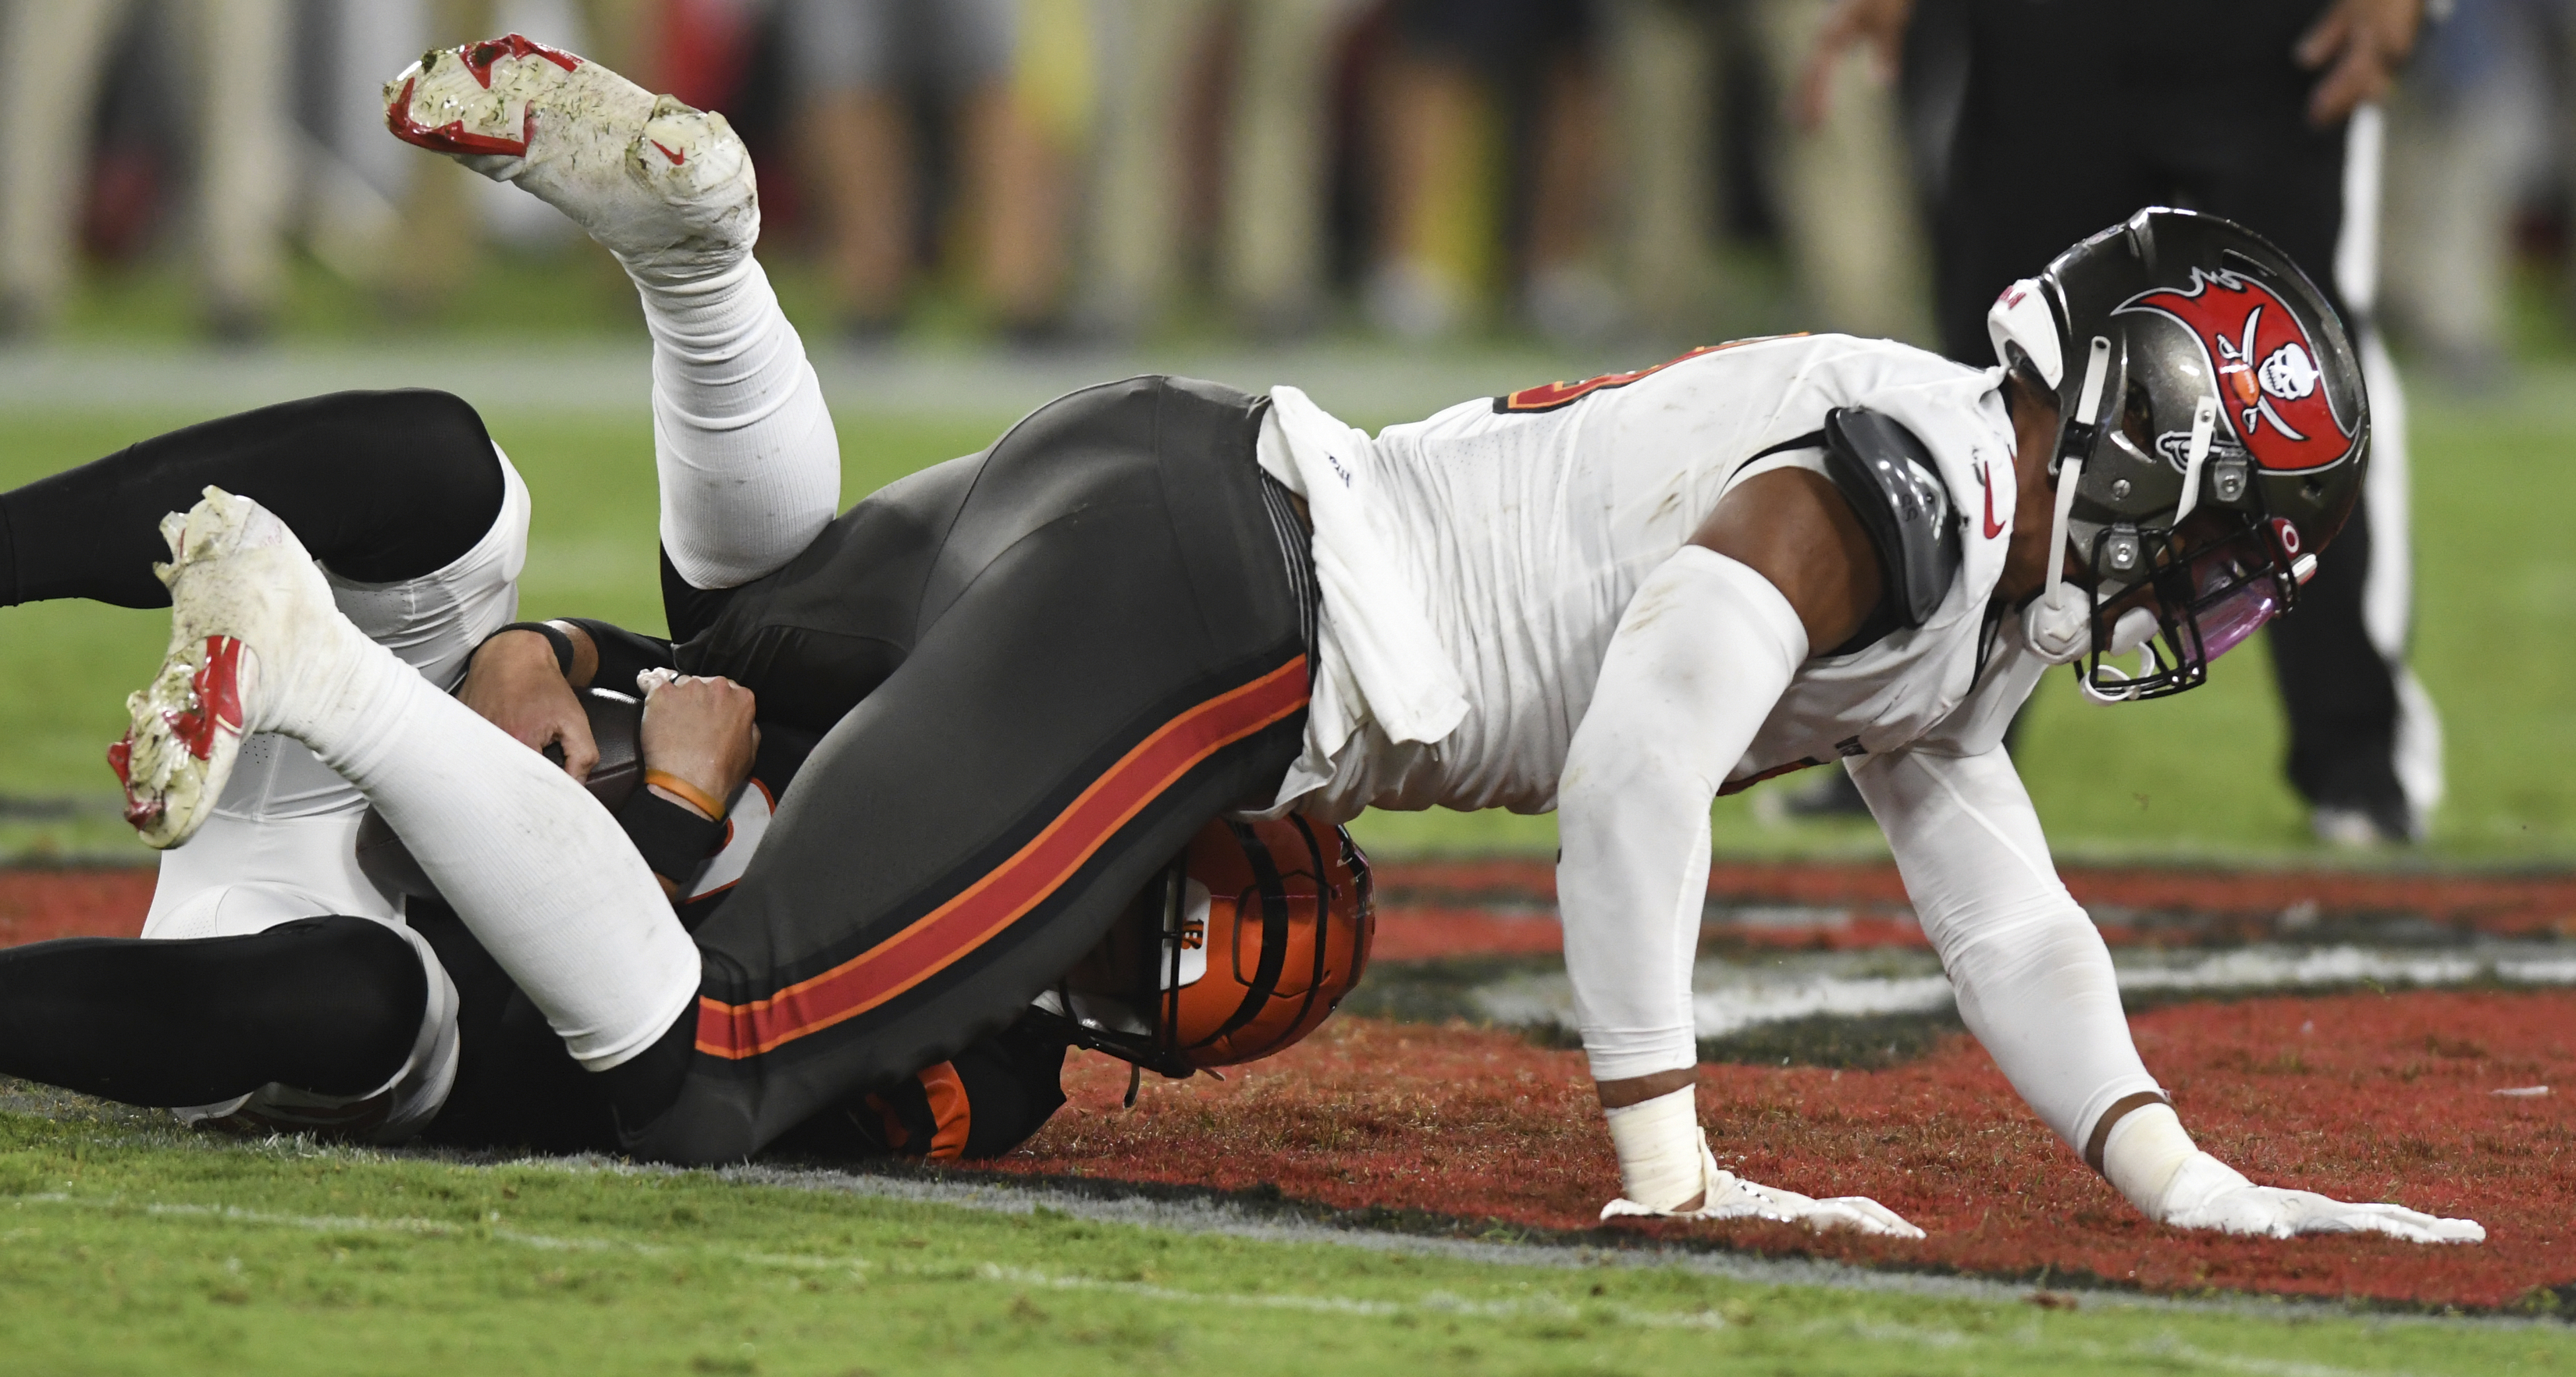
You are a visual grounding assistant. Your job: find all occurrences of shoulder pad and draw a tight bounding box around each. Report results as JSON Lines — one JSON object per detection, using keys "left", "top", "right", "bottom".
{"left": 1820, "top": 407, "right": 1962, "bottom": 629}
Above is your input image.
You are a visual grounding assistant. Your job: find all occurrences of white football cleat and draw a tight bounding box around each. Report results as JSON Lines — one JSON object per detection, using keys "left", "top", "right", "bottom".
{"left": 112, "top": 488, "right": 352, "bottom": 849}
{"left": 383, "top": 34, "right": 757, "bottom": 269}
{"left": 1601, "top": 1140, "right": 1926, "bottom": 1239}
{"left": 2156, "top": 1152, "right": 2485, "bottom": 1244}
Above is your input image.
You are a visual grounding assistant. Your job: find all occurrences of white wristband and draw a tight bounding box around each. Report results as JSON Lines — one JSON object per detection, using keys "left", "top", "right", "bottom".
{"left": 2100, "top": 1102, "right": 2197, "bottom": 1217}
{"left": 1604, "top": 1087, "right": 1706, "bottom": 1212}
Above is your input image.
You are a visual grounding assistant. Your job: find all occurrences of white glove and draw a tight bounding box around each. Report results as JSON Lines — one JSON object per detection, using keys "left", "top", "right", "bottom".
{"left": 2157, "top": 1152, "right": 2485, "bottom": 1244}
{"left": 1600, "top": 1140, "right": 1926, "bottom": 1238}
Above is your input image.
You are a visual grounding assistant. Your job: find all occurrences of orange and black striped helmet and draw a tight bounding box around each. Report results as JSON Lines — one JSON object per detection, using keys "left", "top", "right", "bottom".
{"left": 1048, "top": 816, "right": 1374, "bottom": 1076}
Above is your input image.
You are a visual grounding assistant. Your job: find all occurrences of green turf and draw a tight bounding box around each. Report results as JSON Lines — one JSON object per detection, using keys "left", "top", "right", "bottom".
{"left": 5, "top": 365, "right": 2575, "bottom": 864}
{"left": 0, "top": 1107, "right": 2556, "bottom": 1376}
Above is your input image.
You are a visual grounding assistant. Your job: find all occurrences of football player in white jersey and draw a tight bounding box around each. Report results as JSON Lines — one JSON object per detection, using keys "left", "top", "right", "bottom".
{"left": 89, "top": 37, "right": 2476, "bottom": 1242}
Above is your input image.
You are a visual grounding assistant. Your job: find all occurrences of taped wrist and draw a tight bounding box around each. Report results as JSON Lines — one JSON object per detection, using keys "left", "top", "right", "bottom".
{"left": 2101, "top": 1101, "right": 2198, "bottom": 1218}
{"left": 616, "top": 787, "right": 724, "bottom": 889}
{"left": 1604, "top": 1087, "right": 1707, "bottom": 1211}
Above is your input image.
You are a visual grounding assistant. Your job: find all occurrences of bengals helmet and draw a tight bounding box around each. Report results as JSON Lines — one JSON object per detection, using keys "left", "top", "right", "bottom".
{"left": 1042, "top": 817, "right": 1375, "bottom": 1076}
{"left": 1986, "top": 207, "right": 2368, "bottom": 699}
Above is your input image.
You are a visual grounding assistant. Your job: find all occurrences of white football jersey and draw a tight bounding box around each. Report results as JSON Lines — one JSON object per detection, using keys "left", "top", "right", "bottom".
{"left": 1257, "top": 333, "right": 2033, "bottom": 822}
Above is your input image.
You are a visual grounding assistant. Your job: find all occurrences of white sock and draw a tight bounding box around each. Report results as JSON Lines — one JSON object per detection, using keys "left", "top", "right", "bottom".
{"left": 296, "top": 640, "right": 701, "bottom": 1069}
{"left": 2100, "top": 1102, "right": 2201, "bottom": 1219}
{"left": 1605, "top": 1086, "right": 1709, "bottom": 1211}
{"left": 632, "top": 253, "right": 841, "bottom": 590}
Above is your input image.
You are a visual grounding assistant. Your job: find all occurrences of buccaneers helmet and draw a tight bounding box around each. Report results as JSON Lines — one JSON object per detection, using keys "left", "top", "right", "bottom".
{"left": 1040, "top": 816, "right": 1375, "bottom": 1079}
{"left": 1987, "top": 207, "right": 2368, "bottom": 699}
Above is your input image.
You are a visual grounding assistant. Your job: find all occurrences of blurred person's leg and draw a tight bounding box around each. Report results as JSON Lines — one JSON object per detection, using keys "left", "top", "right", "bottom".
{"left": 1522, "top": 10, "right": 1619, "bottom": 343}
{"left": 2379, "top": 5, "right": 2518, "bottom": 382}
{"left": 570, "top": 0, "right": 649, "bottom": 79}
{"left": 1081, "top": 0, "right": 1218, "bottom": 336}
{"left": 1367, "top": 9, "right": 1495, "bottom": 340}
{"left": 2329, "top": 106, "right": 2442, "bottom": 839}
{"left": 0, "top": 0, "right": 132, "bottom": 334}
{"left": 1220, "top": 0, "right": 1365, "bottom": 333}
{"left": 952, "top": 0, "right": 1075, "bottom": 335}
{"left": 382, "top": 0, "right": 494, "bottom": 316}
{"left": 2143, "top": 53, "right": 2428, "bottom": 842}
{"left": 1753, "top": 0, "right": 1930, "bottom": 343}
{"left": 1603, "top": 0, "right": 1718, "bottom": 337}
{"left": 788, "top": 0, "right": 916, "bottom": 333}
{"left": 193, "top": 0, "right": 293, "bottom": 337}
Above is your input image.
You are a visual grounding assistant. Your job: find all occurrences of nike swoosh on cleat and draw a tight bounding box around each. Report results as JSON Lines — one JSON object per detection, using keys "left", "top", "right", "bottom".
{"left": 652, "top": 140, "right": 685, "bottom": 165}
{"left": 1980, "top": 466, "right": 2007, "bottom": 539}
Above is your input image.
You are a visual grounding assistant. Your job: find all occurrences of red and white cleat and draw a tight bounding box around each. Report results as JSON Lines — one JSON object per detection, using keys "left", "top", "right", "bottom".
{"left": 382, "top": 34, "right": 756, "bottom": 269}
{"left": 112, "top": 488, "right": 347, "bottom": 849}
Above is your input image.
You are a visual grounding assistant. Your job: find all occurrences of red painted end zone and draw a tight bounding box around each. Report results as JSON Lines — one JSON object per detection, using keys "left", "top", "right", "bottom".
{"left": 0, "top": 870, "right": 151, "bottom": 946}
{"left": 983, "top": 994, "right": 2576, "bottom": 1308}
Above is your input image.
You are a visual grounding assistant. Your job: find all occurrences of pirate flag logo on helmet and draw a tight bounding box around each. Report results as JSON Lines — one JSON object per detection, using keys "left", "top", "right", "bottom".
{"left": 2114, "top": 266, "right": 2357, "bottom": 473}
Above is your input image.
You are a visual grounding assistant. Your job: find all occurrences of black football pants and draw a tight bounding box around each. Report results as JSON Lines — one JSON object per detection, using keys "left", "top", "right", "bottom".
{"left": 1934, "top": 0, "right": 2411, "bottom": 819}
{"left": 620, "top": 375, "right": 1311, "bottom": 1163}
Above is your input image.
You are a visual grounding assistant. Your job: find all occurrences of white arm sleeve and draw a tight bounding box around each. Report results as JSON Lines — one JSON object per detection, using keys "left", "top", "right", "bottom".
{"left": 640, "top": 257, "right": 841, "bottom": 589}
{"left": 1848, "top": 745, "right": 2164, "bottom": 1152}
{"left": 1558, "top": 547, "right": 1806, "bottom": 1082}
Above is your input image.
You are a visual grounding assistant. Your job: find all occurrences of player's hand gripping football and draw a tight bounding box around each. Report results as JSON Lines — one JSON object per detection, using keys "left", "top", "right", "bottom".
{"left": 459, "top": 624, "right": 600, "bottom": 780}
{"left": 2156, "top": 1152, "right": 2485, "bottom": 1244}
{"left": 635, "top": 668, "right": 760, "bottom": 820}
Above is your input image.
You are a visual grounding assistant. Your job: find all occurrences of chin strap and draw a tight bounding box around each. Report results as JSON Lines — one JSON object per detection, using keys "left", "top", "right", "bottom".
{"left": 2022, "top": 336, "right": 2112, "bottom": 664}
{"left": 2170, "top": 393, "right": 2219, "bottom": 528}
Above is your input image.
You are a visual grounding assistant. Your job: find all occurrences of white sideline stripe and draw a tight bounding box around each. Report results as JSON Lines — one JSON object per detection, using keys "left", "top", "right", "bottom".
{"left": 1471, "top": 943, "right": 2576, "bottom": 1041}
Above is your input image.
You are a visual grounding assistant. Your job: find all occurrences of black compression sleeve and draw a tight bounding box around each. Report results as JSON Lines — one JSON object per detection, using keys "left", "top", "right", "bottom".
{"left": 0, "top": 390, "right": 505, "bottom": 608}
{"left": 563, "top": 617, "right": 676, "bottom": 694}
{"left": 0, "top": 916, "right": 427, "bottom": 1107}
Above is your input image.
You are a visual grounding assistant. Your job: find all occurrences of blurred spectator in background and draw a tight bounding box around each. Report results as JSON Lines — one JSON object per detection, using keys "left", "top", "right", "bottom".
{"left": 1609, "top": 0, "right": 1930, "bottom": 343}
{"left": 0, "top": 0, "right": 293, "bottom": 338}
{"left": 784, "top": 0, "right": 1073, "bottom": 340}
{"left": 2380, "top": 0, "right": 2567, "bottom": 384}
{"left": 1364, "top": 0, "right": 1620, "bottom": 342}
{"left": 1807, "top": 0, "right": 2443, "bottom": 847}
{"left": 1081, "top": 0, "right": 1366, "bottom": 339}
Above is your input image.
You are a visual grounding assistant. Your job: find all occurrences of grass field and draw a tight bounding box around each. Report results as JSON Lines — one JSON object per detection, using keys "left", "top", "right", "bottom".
{"left": 0, "top": 1106, "right": 2564, "bottom": 1377}
{"left": 7, "top": 363, "right": 2576, "bottom": 863}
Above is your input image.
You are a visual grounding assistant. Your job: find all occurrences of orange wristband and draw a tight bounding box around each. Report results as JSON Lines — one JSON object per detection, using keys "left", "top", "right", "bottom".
{"left": 643, "top": 769, "right": 728, "bottom": 820}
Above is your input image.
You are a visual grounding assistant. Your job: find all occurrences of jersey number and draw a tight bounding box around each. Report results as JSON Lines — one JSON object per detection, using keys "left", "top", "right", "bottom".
{"left": 1493, "top": 335, "right": 1804, "bottom": 414}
